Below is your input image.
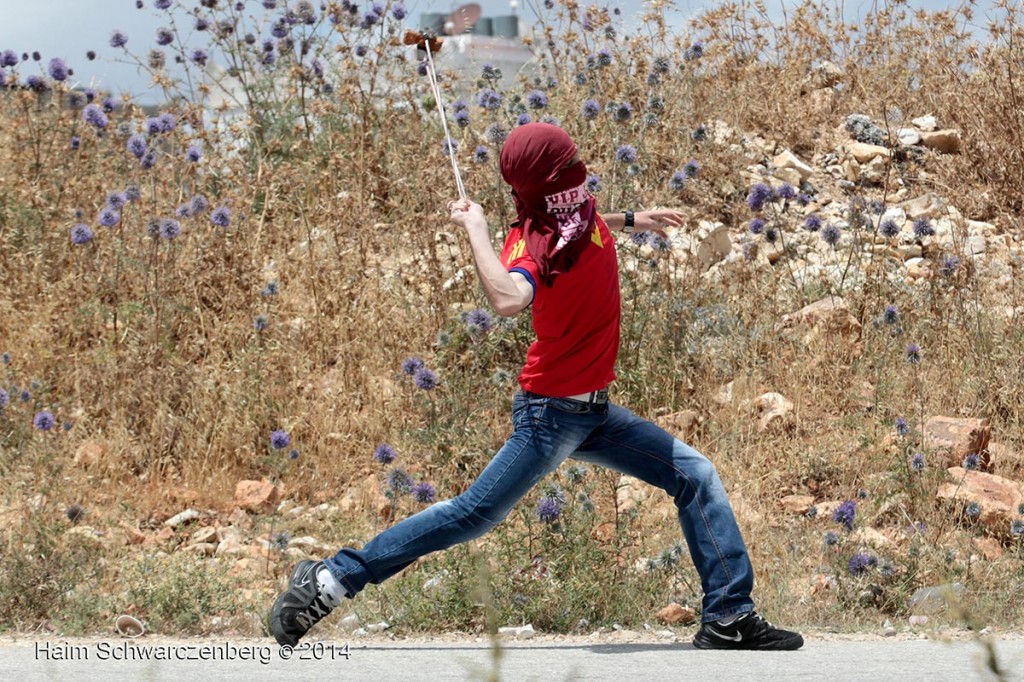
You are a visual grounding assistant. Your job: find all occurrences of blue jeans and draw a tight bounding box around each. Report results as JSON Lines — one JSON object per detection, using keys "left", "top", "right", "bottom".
{"left": 324, "top": 392, "right": 755, "bottom": 623}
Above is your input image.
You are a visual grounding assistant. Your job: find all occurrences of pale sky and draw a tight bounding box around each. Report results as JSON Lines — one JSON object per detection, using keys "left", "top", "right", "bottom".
{"left": 0, "top": 0, "right": 999, "bottom": 103}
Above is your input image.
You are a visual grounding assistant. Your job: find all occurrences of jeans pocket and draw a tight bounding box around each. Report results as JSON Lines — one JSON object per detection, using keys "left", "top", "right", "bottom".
{"left": 547, "top": 398, "right": 593, "bottom": 415}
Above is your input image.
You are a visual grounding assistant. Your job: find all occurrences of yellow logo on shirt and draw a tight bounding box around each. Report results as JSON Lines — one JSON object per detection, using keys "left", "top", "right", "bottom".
{"left": 591, "top": 228, "right": 603, "bottom": 248}
{"left": 509, "top": 239, "right": 526, "bottom": 261}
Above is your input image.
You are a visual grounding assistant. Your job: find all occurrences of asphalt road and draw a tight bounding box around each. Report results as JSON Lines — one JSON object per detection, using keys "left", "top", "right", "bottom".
{"left": 2, "top": 636, "right": 1022, "bottom": 681}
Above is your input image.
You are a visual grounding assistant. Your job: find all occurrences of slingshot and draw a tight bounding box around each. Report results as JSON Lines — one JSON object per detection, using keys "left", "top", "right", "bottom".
{"left": 403, "top": 30, "right": 467, "bottom": 201}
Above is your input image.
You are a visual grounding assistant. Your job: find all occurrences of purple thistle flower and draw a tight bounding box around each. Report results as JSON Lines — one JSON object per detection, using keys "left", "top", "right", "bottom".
{"left": 1011, "top": 519, "right": 1024, "bottom": 536}
{"left": 253, "top": 315, "right": 269, "bottom": 331}
{"left": 98, "top": 207, "right": 121, "bottom": 227}
{"left": 684, "top": 41, "right": 704, "bottom": 61}
{"left": 70, "top": 136, "right": 81, "bottom": 150}
{"left": 414, "top": 367, "right": 438, "bottom": 390}
{"left": 883, "top": 305, "right": 899, "bottom": 325}
{"left": 33, "top": 411, "right": 55, "bottom": 431}
{"left": 777, "top": 183, "right": 796, "bottom": 200}
{"left": 110, "top": 30, "right": 129, "bottom": 48}
{"left": 194, "top": 17, "right": 210, "bottom": 31}
{"left": 630, "top": 231, "right": 652, "bottom": 247}
{"left": 354, "top": 44, "right": 368, "bottom": 57}
{"left": 832, "top": 500, "right": 856, "bottom": 530}
{"left": 392, "top": 3, "right": 407, "bottom": 20}
{"left": 477, "top": 88, "right": 501, "bottom": 110}
{"left": 20, "top": 389, "right": 31, "bottom": 403}
{"left": 804, "top": 215, "right": 822, "bottom": 232}
{"left": 191, "top": 49, "right": 209, "bottom": 66}
{"left": 386, "top": 467, "right": 415, "bottom": 495}
{"left": 412, "top": 482, "right": 436, "bottom": 504}
{"left": 586, "top": 174, "right": 602, "bottom": 193}
{"left": 965, "top": 501, "right": 982, "bottom": 517}
{"left": 211, "top": 206, "right": 231, "bottom": 227}
{"left": 912, "top": 218, "right": 935, "bottom": 238}
{"left": 1, "top": 49, "right": 18, "bottom": 67}
{"left": 906, "top": 343, "right": 921, "bottom": 364}
{"left": 796, "top": 192, "right": 811, "bottom": 206}
{"left": 824, "top": 530, "right": 840, "bottom": 546}
{"left": 155, "top": 0, "right": 172, "bottom": 8}
{"left": 373, "top": 444, "right": 397, "bottom": 465}
{"left": 270, "top": 430, "right": 291, "bottom": 450}
{"left": 581, "top": 99, "right": 600, "bottom": 120}
{"left": 102, "top": 96, "right": 119, "bottom": 113}
{"left": 613, "top": 101, "right": 633, "bottom": 122}
{"left": 537, "top": 496, "right": 562, "bottom": 523}
{"left": 940, "top": 255, "right": 960, "bottom": 276}
{"left": 48, "top": 58, "right": 69, "bottom": 81}
{"left": 879, "top": 218, "right": 900, "bottom": 238}
{"left": 156, "top": 27, "right": 174, "bottom": 46}
{"left": 453, "top": 109, "right": 470, "bottom": 128}
{"left": 516, "top": 113, "right": 532, "bottom": 126}
{"left": 963, "top": 453, "right": 980, "bottom": 471}
{"left": 466, "top": 308, "right": 494, "bottom": 333}
{"left": 159, "top": 218, "right": 181, "bottom": 240}
{"left": 748, "top": 218, "right": 765, "bottom": 235}
{"left": 764, "top": 227, "right": 779, "bottom": 244}
{"left": 127, "top": 134, "right": 148, "bottom": 158}
{"left": 895, "top": 417, "right": 909, "bottom": 436}
{"left": 596, "top": 48, "right": 612, "bottom": 67}
{"left": 821, "top": 223, "right": 842, "bottom": 246}
{"left": 0, "top": 388, "right": 8, "bottom": 410}
{"left": 683, "top": 159, "right": 700, "bottom": 178}
{"left": 848, "top": 552, "right": 876, "bottom": 576}
{"left": 911, "top": 452, "right": 925, "bottom": 471}
{"left": 669, "top": 171, "right": 686, "bottom": 191}
{"left": 83, "top": 104, "right": 108, "bottom": 129}
{"left": 70, "top": 224, "right": 94, "bottom": 245}
{"left": 746, "top": 183, "right": 774, "bottom": 211}
{"left": 526, "top": 90, "right": 548, "bottom": 110}
{"left": 145, "top": 117, "right": 162, "bottom": 136}
{"left": 401, "top": 357, "right": 424, "bottom": 376}
{"left": 125, "top": 184, "right": 141, "bottom": 202}
{"left": 190, "top": 195, "right": 209, "bottom": 214}
{"left": 186, "top": 144, "right": 202, "bottom": 162}
{"left": 176, "top": 203, "right": 192, "bottom": 218}
{"left": 26, "top": 75, "right": 46, "bottom": 91}
{"left": 106, "top": 191, "right": 128, "bottom": 210}
{"left": 615, "top": 145, "right": 637, "bottom": 164}
{"left": 157, "top": 112, "right": 176, "bottom": 132}
{"left": 474, "top": 146, "right": 489, "bottom": 164}
{"left": 288, "top": 449, "right": 300, "bottom": 460}
{"left": 442, "top": 137, "right": 458, "bottom": 157}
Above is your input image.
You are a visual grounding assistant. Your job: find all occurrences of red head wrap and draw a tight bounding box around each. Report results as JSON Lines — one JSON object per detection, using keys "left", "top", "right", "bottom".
{"left": 500, "top": 123, "right": 597, "bottom": 286}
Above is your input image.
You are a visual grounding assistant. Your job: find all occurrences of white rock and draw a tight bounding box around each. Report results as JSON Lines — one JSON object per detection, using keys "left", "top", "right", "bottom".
{"left": 339, "top": 614, "right": 360, "bottom": 632}
{"left": 772, "top": 149, "right": 814, "bottom": 179}
{"left": 164, "top": 509, "right": 201, "bottom": 528}
{"left": 366, "top": 621, "right": 390, "bottom": 633}
{"left": 912, "top": 114, "right": 938, "bottom": 131}
{"left": 498, "top": 624, "right": 536, "bottom": 640}
{"left": 897, "top": 128, "right": 922, "bottom": 146}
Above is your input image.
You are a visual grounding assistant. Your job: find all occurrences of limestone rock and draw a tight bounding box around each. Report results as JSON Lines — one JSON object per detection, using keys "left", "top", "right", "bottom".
{"left": 896, "top": 128, "right": 922, "bottom": 146}
{"left": 773, "top": 149, "right": 814, "bottom": 180}
{"left": 901, "top": 193, "right": 945, "bottom": 220}
{"left": 778, "top": 296, "right": 862, "bottom": 346}
{"left": 972, "top": 536, "right": 1003, "bottom": 561}
{"left": 655, "top": 410, "right": 701, "bottom": 442}
{"left": 754, "top": 392, "right": 794, "bottom": 432}
{"left": 937, "top": 467, "right": 1023, "bottom": 533}
{"left": 912, "top": 114, "right": 938, "bottom": 131}
{"left": 920, "top": 129, "right": 961, "bottom": 154}
{"left": 164, "top": 509, "right": 201, "bottom": 528}
{"left": 657, "top": 603, "right": 697, "bottom": 625}
{"left": 922, "top": 416, "right": 991, "bottom": 469}
{"left": 780, "top": 494, "right": 815, "bottom": 515}
{"left": 846, "top": 142, "right": 890, "bottom": 163}
{"left": 234, "top": 480, "right": 280, "bottom": 513}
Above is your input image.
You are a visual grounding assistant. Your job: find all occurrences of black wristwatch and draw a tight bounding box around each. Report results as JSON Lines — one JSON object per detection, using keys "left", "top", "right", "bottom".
{"left": 623, "top": 210, "right": 635, "bottom": 233}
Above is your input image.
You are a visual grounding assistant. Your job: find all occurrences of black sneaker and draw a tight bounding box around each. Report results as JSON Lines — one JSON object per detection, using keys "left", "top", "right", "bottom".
{"left": 270, "top": 560, "right": 342, "bottom": 646}
{"left": 692, "top": 611, "right": 804, "bottom": 650}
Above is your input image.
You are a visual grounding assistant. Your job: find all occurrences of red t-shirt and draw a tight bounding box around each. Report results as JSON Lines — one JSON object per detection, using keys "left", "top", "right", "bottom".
{"left": 499, "top": 215, "right": 620, "bottom": 396}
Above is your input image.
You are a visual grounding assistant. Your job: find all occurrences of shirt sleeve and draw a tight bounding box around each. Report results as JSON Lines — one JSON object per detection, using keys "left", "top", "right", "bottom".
{"left": 499, "top": 231, "right": 539, "bottom": 292}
